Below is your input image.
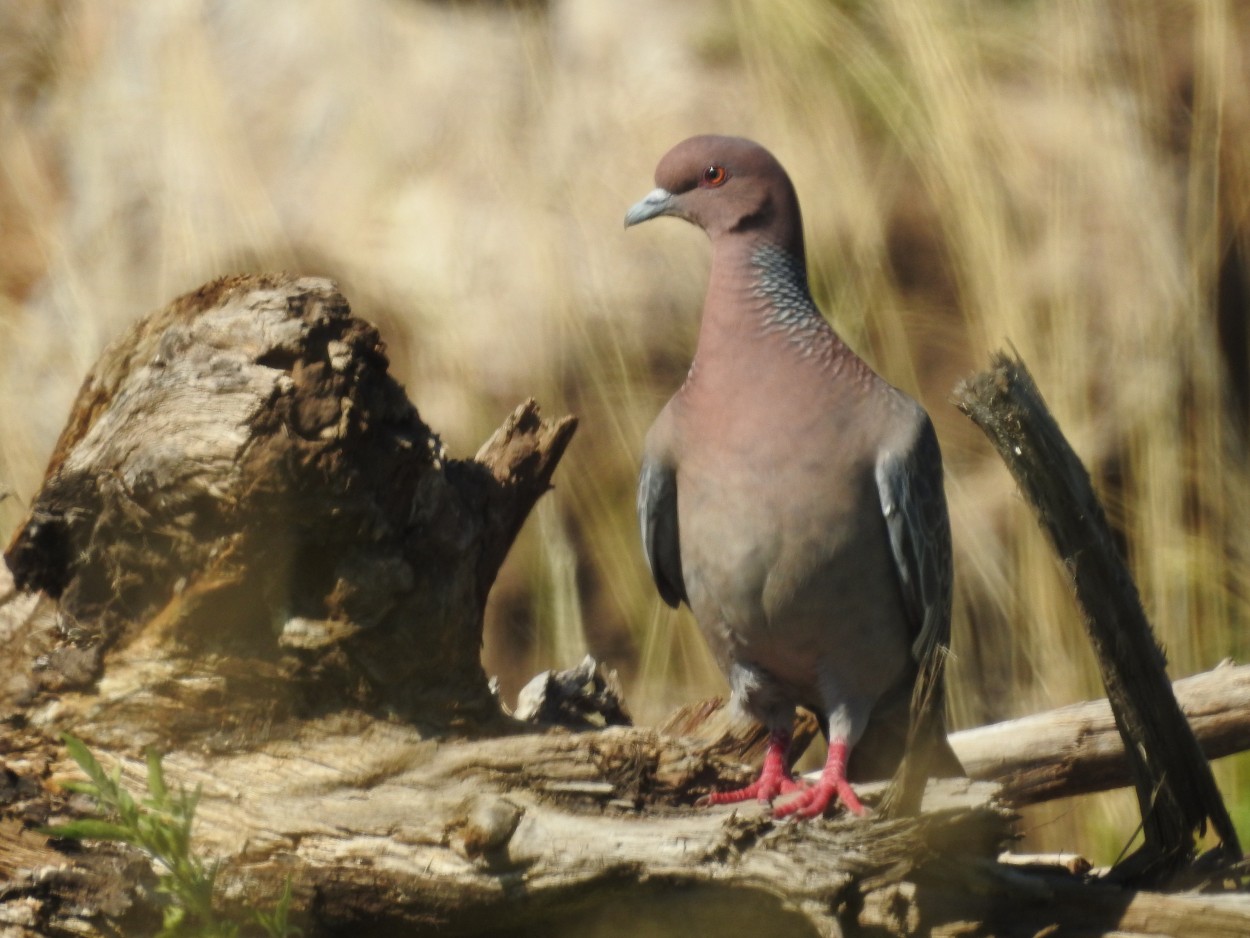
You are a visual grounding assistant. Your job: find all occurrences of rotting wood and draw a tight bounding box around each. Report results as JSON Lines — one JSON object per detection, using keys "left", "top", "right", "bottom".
{"left": 2, "top": 310, "right": 1248, "bottom": 935}
{"left": 3, "top": 664, "right": 1248, "bottom": 937}
{"left": 0, "top": 274, "right": 576, "bottom": 741}
{"left": 954, "top": 351, "right": 1242, "bottom": 880}
{"left": 2, "top": 714, "right": 1010, "bottom": 938}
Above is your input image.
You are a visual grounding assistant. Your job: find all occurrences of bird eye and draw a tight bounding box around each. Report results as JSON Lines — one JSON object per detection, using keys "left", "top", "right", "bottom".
{"left": 701, "top": 164, "right": 728, "bottom": 187}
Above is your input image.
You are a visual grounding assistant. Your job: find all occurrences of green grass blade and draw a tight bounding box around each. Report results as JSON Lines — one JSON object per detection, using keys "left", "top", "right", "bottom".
{"left": 61, "top": 733, "right": 111, "bottom": 791}
{"left": 146, "top": 746, "right": 168, "bottom": 804}
{"left": 38, "top": 818, "right": 136, "bottom": 843}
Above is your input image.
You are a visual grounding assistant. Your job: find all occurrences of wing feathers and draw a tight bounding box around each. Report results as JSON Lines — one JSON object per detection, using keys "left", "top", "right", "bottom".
{"left": 638, "top": 456, "right": 687, "bottom": 608}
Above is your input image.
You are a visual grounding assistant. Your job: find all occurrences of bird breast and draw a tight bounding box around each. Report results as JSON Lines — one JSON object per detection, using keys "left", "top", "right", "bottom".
{"left": 671, "top": 368, "right": 914, "bottom": 706}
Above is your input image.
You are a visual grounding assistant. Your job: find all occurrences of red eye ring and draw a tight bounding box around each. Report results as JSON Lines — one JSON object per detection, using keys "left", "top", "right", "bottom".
{"left": 701, "top": 164, "right": 728, "bottom": 187}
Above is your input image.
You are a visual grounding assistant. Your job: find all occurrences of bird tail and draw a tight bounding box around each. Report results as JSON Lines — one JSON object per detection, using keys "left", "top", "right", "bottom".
{"left": 880, "top": 643, "right": 961, "bottom": 818}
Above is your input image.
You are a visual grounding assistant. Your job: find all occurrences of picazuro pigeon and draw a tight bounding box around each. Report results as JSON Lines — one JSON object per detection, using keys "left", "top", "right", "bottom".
{"left": 625, "top": 135, "right": 962, "bottom": 819}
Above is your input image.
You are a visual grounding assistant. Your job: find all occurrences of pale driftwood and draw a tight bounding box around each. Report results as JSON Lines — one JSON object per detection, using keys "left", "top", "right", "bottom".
{"left": 5, "top": 687, "right": 1248, "bottom": 938}
{"left": 955, "top": 353, "right": 1241, "bottom": 877}
{"left": 8, "top": 716, "right": 1008, "bottom": 938}
{"left": 951, "top": 660, "right": 1250, "bottom": 805}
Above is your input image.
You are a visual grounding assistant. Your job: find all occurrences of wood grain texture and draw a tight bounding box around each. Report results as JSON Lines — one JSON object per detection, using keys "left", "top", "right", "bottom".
{"left": 0, "top": 274, "right": 576, "bottom": 736}
{"left": 0, "top": 642, "right": 1010, "bottom": 938}
{"left": 951, "top": 661, "right": 1250, "bottom": 805}
{"left": 4, "top": 663, "right": 1246, "bottom": 937}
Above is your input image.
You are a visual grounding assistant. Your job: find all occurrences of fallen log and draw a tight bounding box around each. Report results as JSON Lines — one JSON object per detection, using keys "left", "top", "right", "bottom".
{"left": 1, "top": 290, "right": 1246, "bottom": 936}
{"left": 0, "top": 275, "right": 1012, "bottom": 937}
{"left": 4, "top": 662, "right": 1247, "bottom": 937}
{"left": 2, "top": 711, "right": 1008, "bottom": 938}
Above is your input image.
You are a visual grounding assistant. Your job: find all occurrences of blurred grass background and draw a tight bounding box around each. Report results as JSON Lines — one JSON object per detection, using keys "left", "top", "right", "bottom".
{"left": 2, "top": 0, "right": 1248, "bottom": 863}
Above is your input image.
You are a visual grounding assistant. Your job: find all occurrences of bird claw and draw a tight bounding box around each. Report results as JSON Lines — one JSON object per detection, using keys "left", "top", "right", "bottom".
{"left": 704, "top": 773, "right": 804, "bottom": 806}
{"left": 704, "top": 775, "right": 867, "bottom": 819}
{"left": 772, "top": 778, "right": 866, "bottom": 820}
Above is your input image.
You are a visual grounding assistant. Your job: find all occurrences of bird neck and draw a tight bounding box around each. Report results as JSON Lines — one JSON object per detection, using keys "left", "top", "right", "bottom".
{"left": 681, "top": 237, "right": 869, "bottom": 398}
{"left": 696, "top": 238, "right": 840, "bottom": 347}
{"left": 750, "top": 242, "right": 824, "bottom": 334}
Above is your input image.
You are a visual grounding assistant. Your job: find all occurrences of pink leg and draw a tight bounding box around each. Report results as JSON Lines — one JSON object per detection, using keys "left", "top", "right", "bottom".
{"left": 772, "top": 739, "right": 866, "bottom": 819}
{"left": 704, "top": 729, "right": 804, "bottom": 805}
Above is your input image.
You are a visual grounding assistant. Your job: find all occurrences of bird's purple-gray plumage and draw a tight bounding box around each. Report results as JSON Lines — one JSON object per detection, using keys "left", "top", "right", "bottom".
{"left": 627, "top": 135, "right": 960, "bottom": 817}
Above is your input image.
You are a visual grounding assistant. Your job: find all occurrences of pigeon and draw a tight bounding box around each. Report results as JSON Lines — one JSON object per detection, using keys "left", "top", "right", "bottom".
{"left": 626, "top": 135, "right": 961, "bottom": 818}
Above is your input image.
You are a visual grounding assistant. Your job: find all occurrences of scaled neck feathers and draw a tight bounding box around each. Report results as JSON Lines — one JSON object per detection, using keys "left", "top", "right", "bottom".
{"left": 751, "top": 243, "right": 840, "bottom": 355}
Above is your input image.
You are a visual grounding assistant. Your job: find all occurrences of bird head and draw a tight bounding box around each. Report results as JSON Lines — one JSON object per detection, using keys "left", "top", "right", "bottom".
{"left": 625, "top": 135, "right": 804, "bottom": 256}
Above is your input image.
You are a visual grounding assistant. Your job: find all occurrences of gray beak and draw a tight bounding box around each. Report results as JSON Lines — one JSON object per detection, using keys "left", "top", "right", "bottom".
{"left": 624, "top": 188, "right": 676, "bottom": 228}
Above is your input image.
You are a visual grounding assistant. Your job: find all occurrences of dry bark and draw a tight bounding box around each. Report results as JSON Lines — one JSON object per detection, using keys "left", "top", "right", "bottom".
{"left": 0, "top": 701, "right": 1009, "bottom": 938}
{"left": 3, "top": 658, "right": 1247, "bottom": 937}
{"left": 1, "top": 274, "right": 576, "bottom": 739}
{"left": 955, "top": 352, "right": 1242, "bottom": 879}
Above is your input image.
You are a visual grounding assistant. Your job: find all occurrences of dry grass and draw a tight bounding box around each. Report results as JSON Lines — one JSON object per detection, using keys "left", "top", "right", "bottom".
{"left": 1, "top": 0, "right": 1247, "bottom": 862}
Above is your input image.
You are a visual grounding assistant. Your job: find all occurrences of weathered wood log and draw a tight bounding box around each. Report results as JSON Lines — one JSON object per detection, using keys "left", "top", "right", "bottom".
{"left": 4, "top": 673, "right": 1249, "bottom": 937}
{"left": 1, "top": 709, "right": 1010, "bottom": 938}
{"left": 0, "top": 275, "right": 1011, "bottom": 937}
{"left": 954, "top": 352, "right": 1242, "bottom": 879}
{"left": 952, "top": 660, "right": 1250, "bottom": 805}
{"left": 3, "top": 306, "right": 1247, "bottom": 936}
{"left": 1, "top": 274, "right": 576, "bottom": 739}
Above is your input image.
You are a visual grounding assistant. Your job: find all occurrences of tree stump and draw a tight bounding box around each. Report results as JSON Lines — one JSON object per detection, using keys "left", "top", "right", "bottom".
{"left": 1, "top": 274, "right": 576, "bottom": 743}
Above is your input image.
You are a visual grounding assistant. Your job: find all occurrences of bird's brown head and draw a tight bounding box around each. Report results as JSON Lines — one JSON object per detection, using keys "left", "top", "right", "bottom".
{"left": 625, "top": 135, "right": 805, "bottom": 257}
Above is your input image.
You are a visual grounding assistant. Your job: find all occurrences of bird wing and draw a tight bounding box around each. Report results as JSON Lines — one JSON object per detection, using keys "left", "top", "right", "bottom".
{"left": 875, "top": 413, "right": 964, "bottom": 811}
{"left": 638, "top": 454, "right": 687, "bottom": 608}
{"left": 875, "top": 415, "right": 953, "bottom": 664}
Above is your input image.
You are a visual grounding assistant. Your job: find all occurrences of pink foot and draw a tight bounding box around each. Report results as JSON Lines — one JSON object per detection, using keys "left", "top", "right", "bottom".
{"left": 773, "top": 740, "right": 866, "bottom": 819}
{"left": 702, "top": 730, "right": 803, "bottom": 805}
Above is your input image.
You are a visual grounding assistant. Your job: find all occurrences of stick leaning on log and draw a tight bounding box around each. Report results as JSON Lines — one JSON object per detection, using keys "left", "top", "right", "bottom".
{"left": 955, "top": 353, "right": 1242, "bottom": 879}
